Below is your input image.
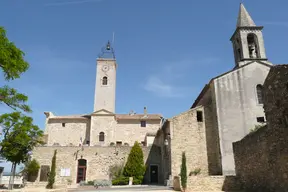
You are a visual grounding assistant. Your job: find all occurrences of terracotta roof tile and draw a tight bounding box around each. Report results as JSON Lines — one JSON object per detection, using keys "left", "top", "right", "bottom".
{"left": 115, "top": 114, "right": 162, "bottom": 120}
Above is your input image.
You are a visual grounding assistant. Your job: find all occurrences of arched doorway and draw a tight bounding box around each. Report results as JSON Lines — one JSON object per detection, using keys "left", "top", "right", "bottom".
{"left": 77, "top": 159, "right": 87, "bottom": 183}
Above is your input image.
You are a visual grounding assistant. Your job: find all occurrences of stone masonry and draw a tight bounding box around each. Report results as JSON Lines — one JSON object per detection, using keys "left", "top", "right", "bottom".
{"left": 233, "top": 65, "right": 288, "bottom": 191}
{"left": 32, "top": 145, "right": 163, "bottom": 185}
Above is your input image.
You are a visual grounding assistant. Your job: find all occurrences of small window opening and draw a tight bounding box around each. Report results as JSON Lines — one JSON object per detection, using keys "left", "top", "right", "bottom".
{"left": 62, "top": 123, "right": 65, "bottom": 127}
{"left": 124, "top": 143, "right": 129, "bottom": 146}
{"left": 256, "top": 117, "right": 265, "bottom": 123}
{"left": 256, "top": 84, "right": 263, "bottom": 104}
{"left": 86, "top": 140, "right": 90, "bottom": 145}
{"left": 197, "top": 111, "right": 203, "bottom": 122}
{"left": 116, "top": 141, "right": 122, "bottom": 146}
{"left": 247, "top": 33, "right": 260, "bottom": 59}
{"left": 99, "top": 132, "right": 105, "bottom": 142}
{"left": 110, "top": 142, "right": 115, "bottom": 146}
{"left": 140, "top": 121, "right": 146, "bottom": 127}
{"left": 141, "top": 141, "right": 146, "bottom": 146}
{"left": 237, "top": 48, "right": 241, "bottom": 61}
{"left": 102, "top": 76, "right": 108, "bottom": 85}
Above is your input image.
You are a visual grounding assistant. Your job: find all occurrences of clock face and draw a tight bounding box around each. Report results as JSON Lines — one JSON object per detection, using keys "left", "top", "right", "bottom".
{"left": 102, "top": 65, "right": 109, "bottom": 72}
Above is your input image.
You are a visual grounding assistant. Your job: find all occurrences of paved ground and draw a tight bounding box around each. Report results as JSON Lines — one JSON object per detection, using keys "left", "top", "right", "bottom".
{"left": 69, "top": 186, "right": 173, "bottom": 192}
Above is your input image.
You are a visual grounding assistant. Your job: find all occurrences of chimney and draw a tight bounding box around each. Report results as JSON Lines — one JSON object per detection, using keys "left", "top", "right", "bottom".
{"left": 144, "top": 107, "right": 147, "bottom": 115}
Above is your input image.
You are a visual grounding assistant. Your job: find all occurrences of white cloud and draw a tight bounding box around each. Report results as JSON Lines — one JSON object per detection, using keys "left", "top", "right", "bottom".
{"left": 144, "top": 76, "right": 184, "bottom": 98}
{"left": 143, "top": 58, "right": 219, "bottom": 98}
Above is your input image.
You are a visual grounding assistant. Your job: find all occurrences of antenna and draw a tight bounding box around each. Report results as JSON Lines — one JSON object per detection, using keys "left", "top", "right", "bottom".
{"left": 112, "top": 32, "right": 115, "bottom": 45}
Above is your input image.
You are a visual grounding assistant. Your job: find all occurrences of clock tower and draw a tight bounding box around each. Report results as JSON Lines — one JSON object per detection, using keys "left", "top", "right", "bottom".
{"left": 94, "top": 41, "right": 117, "bottom": 113}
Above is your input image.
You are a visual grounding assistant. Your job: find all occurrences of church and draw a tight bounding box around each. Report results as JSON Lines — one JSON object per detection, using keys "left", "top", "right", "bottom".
{"left": 32, "top": 3, "right": 274, "bottom": 187}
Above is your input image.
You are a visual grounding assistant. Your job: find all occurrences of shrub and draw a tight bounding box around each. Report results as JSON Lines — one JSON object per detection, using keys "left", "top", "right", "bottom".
{"left": 94, "top": 179, "right": 111, "bottom": 187}
{"left": 123, "top": 141, "right": 146, "bottom": 182}
{"left": 46, "top": 150, "right": 57, "bottom": 189}
{"left": 109, "top": 163, "right": 124, "bottom": 180}
{"left": 180, "top": 152, "right": 187, "bottom": 191}
{"left": 112, "top": 177, "right": 129, "bottom": 185}
{"left": 87, "top": 180, "right": 94, "bottom": 185}
{"left": 189, "top": 168, "right": 201, "bottom": 176}
{"left": 67, "top": 179, "right": 72, "bottom": 185}
{"left": 132, "top": 176, "right": 144, "bottom": 185}
{"left": 24, "top": 159, "right": 40, "bottom": 181}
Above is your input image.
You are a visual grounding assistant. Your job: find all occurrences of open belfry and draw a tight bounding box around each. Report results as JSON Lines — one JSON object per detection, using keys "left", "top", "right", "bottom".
{"left": 32, "top": 3, "right": 280, "bottom": 190}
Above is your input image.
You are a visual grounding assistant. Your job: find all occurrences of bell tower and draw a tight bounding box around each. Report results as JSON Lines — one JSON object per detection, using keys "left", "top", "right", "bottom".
{"left": 230, "top": 3, "right": 269, "bottom": 67}
{"left": 94, "top": 41, "right": 117, "bottom": 113}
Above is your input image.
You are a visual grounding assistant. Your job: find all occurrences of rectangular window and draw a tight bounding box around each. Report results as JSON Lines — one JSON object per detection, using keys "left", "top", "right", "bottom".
{"left": 141, "top": 141, "right": 146, "bottom": 146}
{"left": 116, "top": 141, "right": 122, "bottom": 146}
{"left": 140, "top": 121, "right": 146, "bottom": 127}
{"left": 197, "top": 111, "right": 203, "bottom": 122}
{"left": 62, "top": 123, "right": 65, "bottom": 127}
{"left": 256, "top": 117, "right": 265, "bottom": 123}
{"left": 86, "top": 140, "right": 90, "bottom": 145}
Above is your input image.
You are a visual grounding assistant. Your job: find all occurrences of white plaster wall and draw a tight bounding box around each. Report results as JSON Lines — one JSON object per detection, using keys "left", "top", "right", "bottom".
{"left": 213, "top": 62, "right": 271, "bottom": 175}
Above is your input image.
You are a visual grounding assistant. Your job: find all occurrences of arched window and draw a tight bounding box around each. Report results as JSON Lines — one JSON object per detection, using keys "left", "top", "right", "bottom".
{"left": 99, "top": 132, "right": 105, "bottom": 142}
{"left": 247, "top": 33, "right": 260, "bottom": 59}
{"left": 256, "top": 84, "right": 263, "bottom": 104}
{"left": 102, "top": 76, "right": 108, "bottom": 85}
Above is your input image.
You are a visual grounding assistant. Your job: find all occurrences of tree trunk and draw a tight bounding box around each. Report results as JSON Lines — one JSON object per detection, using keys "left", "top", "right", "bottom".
{"left": 11, "top": 163, "right": 16, "bottom": 189}
{"left": 8, "top": 163, "right": 15, "bottom": 190}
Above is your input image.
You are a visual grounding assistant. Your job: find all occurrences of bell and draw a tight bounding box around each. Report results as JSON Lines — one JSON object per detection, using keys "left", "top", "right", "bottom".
{"left": 106, "top": 41, "right": 111, "bottom": 50}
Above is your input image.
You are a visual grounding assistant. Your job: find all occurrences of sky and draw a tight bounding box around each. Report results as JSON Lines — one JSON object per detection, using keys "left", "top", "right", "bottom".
{"left": 1, "top": 0, "right": 288, "bottom": 170}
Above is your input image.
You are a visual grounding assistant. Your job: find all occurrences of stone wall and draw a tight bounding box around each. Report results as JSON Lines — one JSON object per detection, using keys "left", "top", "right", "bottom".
{"left": 168, "top": 107, "right": 209, "bottom": 178}
{"left": 46, "top": 118, "right": 90, "bottom": 146}
{"left": 195, "top": 84, "right": 222, "bottom": 175}
{"left": 32, "top": 145, "right": 163, "bottom": 185}
{"left": 45, "top": 115, "right": 160, "bottom": 147}
{"left": 233, "top": 126, "right": 288, "bottom": 191}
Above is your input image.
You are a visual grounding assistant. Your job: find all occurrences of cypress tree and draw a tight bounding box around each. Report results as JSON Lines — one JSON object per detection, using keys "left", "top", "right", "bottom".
{"left": 46, "top": 150, "right": 57, "bottom": 189}
{"left": 180, "top": 151, "right": 187, "bottom": 191}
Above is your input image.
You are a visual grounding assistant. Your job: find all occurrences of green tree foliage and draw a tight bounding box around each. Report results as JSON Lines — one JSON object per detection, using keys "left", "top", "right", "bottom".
{"left": 46, "top": 150, "right": 57, "bottom": 189}
{"left": 123, "top": 141, "right": 146, "bottom": 184}
{"left": 0, "top": 26, "right": 31, "bottom": 112}
{"left": 0, "top": 112, "right": 43, "bottom": 189}
{"left": 23, "top": 159, "right": 40, "bottom": 181}
{"left": 0, "top": 112, "right": 43, "bottom": 163}
{"left": 180, "top": 152, "right": 187, "bottom": 191}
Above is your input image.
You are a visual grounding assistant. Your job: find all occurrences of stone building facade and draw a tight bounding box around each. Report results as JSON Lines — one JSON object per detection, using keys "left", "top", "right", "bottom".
{"left": 190, "top": 3, "right": 272, "bottom": 175}
{"left": 32, "top": 43, "right": 165, "bottom": 185}
{"left": 233, "top": 65, "right": 288, "bottom": 191}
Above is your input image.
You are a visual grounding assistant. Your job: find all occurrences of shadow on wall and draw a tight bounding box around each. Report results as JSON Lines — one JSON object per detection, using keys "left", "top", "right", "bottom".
{"left": 143, "top": 131, "right": 164, "bottom": 185}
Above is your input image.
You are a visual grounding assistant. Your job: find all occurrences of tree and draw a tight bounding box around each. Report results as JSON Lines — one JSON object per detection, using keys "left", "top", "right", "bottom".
{"left": 22, "top": 159, "right": 40, "bottom": 182}
{"left": 123, "top": 141, "right": 146, "bottom": 184}
{"left": 0, "top": 26, "right": 31, "bottom": 112}
{"left": 46, "top": 150, "right": 57, "bottom": 189}
{"left": 180, "top": 152, "right": 187, "bottom": 191}
{"left": 0, "top": 112, "right": 43, "bottom": 189}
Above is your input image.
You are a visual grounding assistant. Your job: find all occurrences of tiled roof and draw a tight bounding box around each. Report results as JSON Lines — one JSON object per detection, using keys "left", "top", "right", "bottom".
{"left": 115, "top": 114, "right": 162, "bottom": 120}
{"left": 48, "top": 114, "right": 162, "bottom": 120}
{"left": 49, "top": 115, "right": 89, "bottom": 120}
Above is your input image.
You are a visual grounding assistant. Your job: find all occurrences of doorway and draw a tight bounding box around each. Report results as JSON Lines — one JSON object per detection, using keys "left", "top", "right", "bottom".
{"left": 150, "top": 165, "right": 159, "bottom": 184}
{"left": 77, "top": 159, "right": 87, "bottom": 183}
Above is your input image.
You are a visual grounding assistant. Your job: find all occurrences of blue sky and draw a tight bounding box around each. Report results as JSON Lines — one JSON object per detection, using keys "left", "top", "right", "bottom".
{"left": 1, "top": 0, "right": 288, "bottom": 142}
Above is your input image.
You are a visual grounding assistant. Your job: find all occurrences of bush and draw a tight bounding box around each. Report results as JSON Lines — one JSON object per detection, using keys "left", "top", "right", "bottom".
{"left": 132, "top": 176, "right": 143, "bottom": 185}
{"left": 94, "top": 179, "right": 111, "bottom": 187}
{"left": 112, "top": 177, "right": 129, "bottom": 185}
{"left": 123, "top": 141, "right": 146, "bottom": 180}
{"left": 87, "top": 181, "right": 94, "bottom": 185}
{"left": 189, "top": 168, "right": 201, "bottom": 176}
{"left": 180, "top": 152, "right": 187, "bottom": 191}
{"left": 109, "top": 163, "right": 124, "bottom": 180}
{"left": 46, "top": 150, "right": 57, "bottom": 189}
{"left": 23, "top": 159, "right": 40, "bottom": 181}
